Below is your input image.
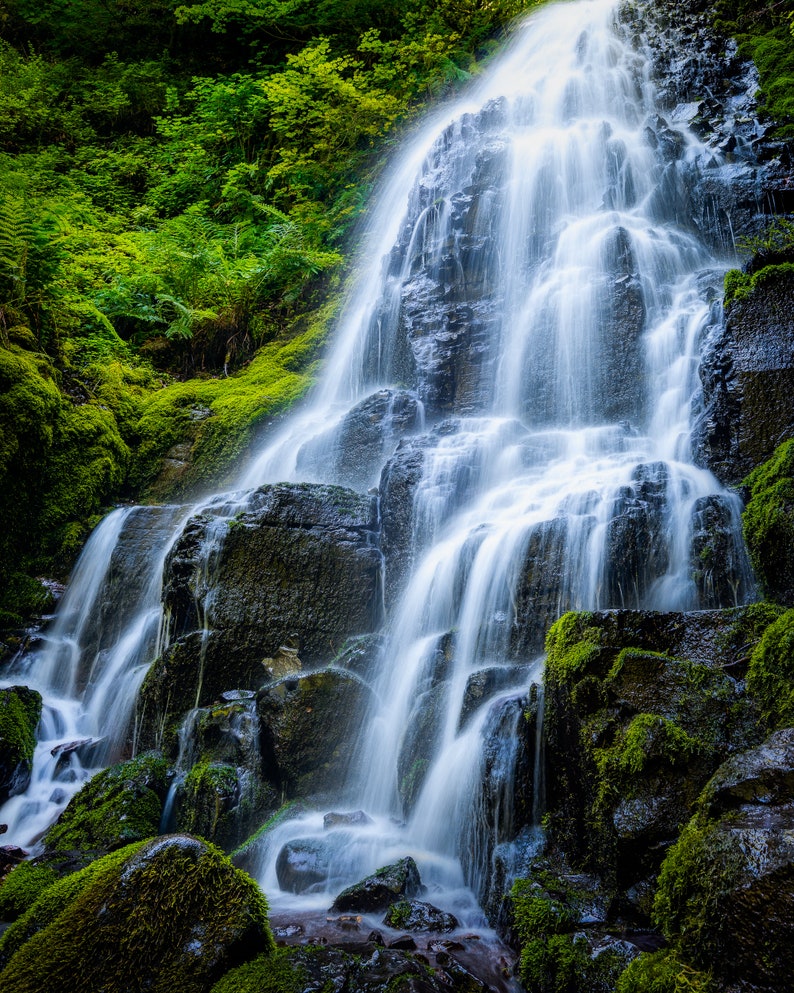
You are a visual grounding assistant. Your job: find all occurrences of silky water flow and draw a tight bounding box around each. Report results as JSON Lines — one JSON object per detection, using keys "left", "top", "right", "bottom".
{"left": 0, "top": 0, "right": 753, "bottom": 928}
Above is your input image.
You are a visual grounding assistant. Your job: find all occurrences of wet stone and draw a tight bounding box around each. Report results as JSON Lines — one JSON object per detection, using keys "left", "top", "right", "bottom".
{"left": 330, "top": 857, "right": 423, "bottom": 913}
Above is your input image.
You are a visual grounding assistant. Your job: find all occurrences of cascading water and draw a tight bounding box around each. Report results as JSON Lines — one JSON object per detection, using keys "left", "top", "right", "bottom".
{"left": 0, "top": 0, "right": 754, "bottom": 936}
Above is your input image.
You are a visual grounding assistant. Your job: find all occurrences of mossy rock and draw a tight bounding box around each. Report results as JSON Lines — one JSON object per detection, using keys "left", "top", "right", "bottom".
{"left": 0, "top": 686, "right": 42, "bottom": 803}
{"left": 330, "top": 856, "right": 422, "bottom": 913}
{"left": 616, "top": 949, "right": 714, "bottom": 993}
{"left": 0, "top": 862, "right": 59, "bottom": 923}
{"left": 0, "top": 834, "right": 273, "bottom": 992}
{"left": 743, "top": 439, "right": 794, "bottom": 605}
{"left": 652, "top": 728, "right": 794, "bottom": 990}
{"left": 41, "top": 752, "right": 169, "bottom": 855}
{"left": 542, "top": 610, "right": 761, "bottom": 888}
{"left": 745, "top": 607, "right": 794, "bottom": 728}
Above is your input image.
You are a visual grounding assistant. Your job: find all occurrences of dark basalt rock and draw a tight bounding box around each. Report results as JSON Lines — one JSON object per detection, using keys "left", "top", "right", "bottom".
{"left": 257, "top": 669, "right": 374, "bottom": 798}
{"left": 138, "top": 484, "right": 383, "bottom": 750}
{"left": 657, "top": 729, "right": 794, "bottom": 991}
{"left": 296, "top": 389, "right": 423, "bottom": 492}
{"left": 383, "top": 899, "right": 458, "bottom": 933}
{"left": 276, "top": 838, "right": 333, "bottom": 894}
{"left": 690, "top": 493, "right": 753, "bottom": 607}
{"left": 694, "top": 268, "right": 794, "bottom": 485}
{"left": 330, "top": 856, "right": 422, "bottom": 913}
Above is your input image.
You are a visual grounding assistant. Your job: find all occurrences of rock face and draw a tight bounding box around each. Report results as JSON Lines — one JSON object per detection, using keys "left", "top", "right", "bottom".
{"left": 257, "top": 669, "right": 374, "bottom": 798}
{"left": 0, "top": 835, "right": 272, "bottom": 992}
{"left": 137, "top": 483, "right": 383, "bottom": 750}
{"left": 542, "top": 609, "right": 763, "bottom": 895}
{"left": 655, "top": 729, "right": 794, "bottom": 992}
{"left": 0, "top": 686, "right": 42, "bottom": 804}
{"left": 694, "top": 269, "right": 794, "bottom": 485}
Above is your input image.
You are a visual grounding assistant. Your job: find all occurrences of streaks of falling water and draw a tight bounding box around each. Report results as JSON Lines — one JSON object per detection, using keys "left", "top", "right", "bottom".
{"left": 250, "top": 0, "right": 753, "bottom": 918}
{"left": 0, "top": 0, "right": 755, "bottom": 923}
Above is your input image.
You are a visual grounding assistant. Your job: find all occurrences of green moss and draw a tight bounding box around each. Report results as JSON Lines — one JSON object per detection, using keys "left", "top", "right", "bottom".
{"left": 545, "top": 612, "right": 603, "bottom": 683}
{"left": 746, "top": 607, "right": 794, "bottom": 728}
{"left": 0, "top": 842, "right": 146, "bottom": 966}
{"left": 0, "top": 836, "right": 273, "bottom": 993}
{"left": 598, "top": 713, "right": 706, "bottom": 780}
{"left": 0, "top": 863, "right": 59, "bottom": 922}
{"left": 383, "top": 899, "right": 412, "bottom": 929}
{"left": 42, "top": 752, "right": 169, "bottom": 854}
{"left": 742, "top": 439, "right": 794, "bottom": 603}
{"left": 178, "top": 760, "right": 240, "bottom": 843}
{"left": 210, "top": 948, "right": 305, "bottom": 993}
{"left": 0, "top": 686, "right": 42, "bottom": 767}
{"left": 616, "top": 950, "right": 714, "bottom": 993}
{"left": 652, "top": 816, "right": 743, "bottom": 957}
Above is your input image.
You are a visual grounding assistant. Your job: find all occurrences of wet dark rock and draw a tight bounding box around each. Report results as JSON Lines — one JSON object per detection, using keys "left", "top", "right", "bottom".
{"left": 656, "top": 729, "right": 794, "bottom": 990}
{"left": 694, "top": 268, "right": 794, "bottom": 484}
{"left": 383, "top": 899, "right": 459, "bottom": 933}
{"left": 324, "top": 810, "right": 373, "bottom": 829}
{"left": 459, "top": 667, "right": 525, "bottom": 729}
{"left": 379, "top": 437, "right": 428, "bottom": 606}
{"left": 297, "top": 389, "right": 422, "bottom": 492}
{"left": 512, "top": 518, "right": 571, "bottom": 656}
{"left": 258, "top": 669, "right": 374, "bottom": 798}
{"left": 139, "top": 484, "right": 383, "bottom": 749}
{"left": 276, "top": 839, "right": 333, "bottom": 894}
{"left": 0, "top": 686, "right": 42, "bottom": 803}
{"left": 690, "top": 494, "right": 753, "bottom": 607}
{"left": 330, "top": 857, "right": 423, "bottom": 913}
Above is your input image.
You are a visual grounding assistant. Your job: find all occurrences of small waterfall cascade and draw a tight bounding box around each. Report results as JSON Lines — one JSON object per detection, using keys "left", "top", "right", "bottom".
{"left": 0, "top": 0, "right": 755, "bottom": 926}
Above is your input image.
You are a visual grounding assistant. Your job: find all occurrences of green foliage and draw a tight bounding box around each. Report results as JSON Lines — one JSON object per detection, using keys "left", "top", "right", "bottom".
{"left": 0, "top": 863, "right": 59, "bottom": 923}
{"left": 616, "top": 950, "right": 714, "bottom": 993}
{"left": 723, "top": 261, "right": 794, "bottom": 306}
{"left": 210, "top": 948, "right": 305, "bottom": 993}
{"left": 713, "top": 0, "right": 794, "bottom": 136}
{"left": 0, "top": 836, "right": 273, "bottom": 992}
{"left": 742, "top": 439, "right": 794, "bottom": 603}
{"left": 544, "top": 612, "right": 601, "bottom": 682}
{"left": 42, "top": 753, "right": 169, "bottom": 854}
{"left": 746, "top": 608, "right": 794, "bottom": 727}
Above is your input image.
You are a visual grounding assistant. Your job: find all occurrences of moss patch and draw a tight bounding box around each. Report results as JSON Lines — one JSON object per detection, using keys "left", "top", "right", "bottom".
{"left": 42, "top": 752, "right": 169, "bottom": 854}
{"left": 210, "top": 948, "right": 305, "bottom": 993}
{"left": 0, "top": 863, "right": 59, "bottom": 923}
{"left": 742, "top": 439, "right": 794, "bottom": 604}
{"left": 746, "top": 607, "right": 794, "bottom": 728}
{"left": 616, "top": 949, "right": 714, "bottom": 993}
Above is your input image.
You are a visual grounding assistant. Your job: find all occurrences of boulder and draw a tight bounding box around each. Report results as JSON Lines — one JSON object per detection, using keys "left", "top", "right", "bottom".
{"left": 257, "top": 669, "right": 374, "bottom": 798}
{"left": 0, "top": 686, "right": 42, "bottom": 803}
{"left": 0, "top": 835, "right": 272, "bottom": 991}
{"left": 138, "top": 483, "right": 383, "bottom": 749}
{"left": 655, "top": 729, "right": 794, "bottom": 991}
{"left": 383, "top": 899, "right": 458, "bottom": 933}
{"left": 330, "top": 857, "right": 422, "bottom": 913}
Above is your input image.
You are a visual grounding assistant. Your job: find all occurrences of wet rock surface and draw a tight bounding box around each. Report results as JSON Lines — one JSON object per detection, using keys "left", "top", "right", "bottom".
{"left": 330, "top": 857, "right": 423, "bottom": 913}
{"left": 695, "top": 269, "right": 794, "bottom": 484}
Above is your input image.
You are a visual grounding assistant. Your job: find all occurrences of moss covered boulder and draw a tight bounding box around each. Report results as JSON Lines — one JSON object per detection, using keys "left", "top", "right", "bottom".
{"left": 0, "top": 686, "right": 42, "bottom": 803}
{"left": 330, "top": 856, "right": 422, "bottom": 913}
{"left": 0, "top": 834, "right": 273, "bottom": 992}
{"left": 742, "top": 439, "right": 794, "bottom": 605}
{"left": 543, "top": 609, "right": 761, "bottom": 894}
{"left": 40, "top": 752, "right": 169, "bottom": 857}
{"left": 651, "top": 728, "right": 794, "bottom": 991}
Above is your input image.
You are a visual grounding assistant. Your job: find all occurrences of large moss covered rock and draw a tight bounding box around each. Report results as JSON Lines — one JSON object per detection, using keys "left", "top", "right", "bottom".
{"left": 652, "top": 728, "right": 794, "bottom": 992}
{"left": 742, "top": 439, "right": 794, "bottom": 605}
{"left": 0, "top": 686, "right": 42, "bottom": 803}
{"left": 542, "top": 609, "right": 761, "bottom": 893}
{"left": 330, "top": 856, "right": 422, "bottom": 913}
{"left": 0, "top": 835, "right": 272, "bottom": 992}
{"left": 41, "top": 753, "right": 169, "bottom": 856}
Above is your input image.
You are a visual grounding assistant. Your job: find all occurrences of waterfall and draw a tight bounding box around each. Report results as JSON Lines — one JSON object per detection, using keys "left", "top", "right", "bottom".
{"left": 0, "top": 0, "right": 753, "bottom": 924}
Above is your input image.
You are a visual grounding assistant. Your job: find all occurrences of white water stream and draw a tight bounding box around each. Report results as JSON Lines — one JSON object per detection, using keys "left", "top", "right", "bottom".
{"left": 1, "top": 0, "right": 752, "bottom": 927}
